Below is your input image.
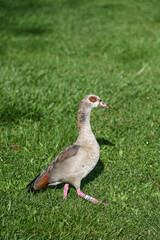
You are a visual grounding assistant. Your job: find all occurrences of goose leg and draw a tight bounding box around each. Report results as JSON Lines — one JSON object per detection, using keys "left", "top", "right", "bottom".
{"left": 63, "top": 183, "right": 69, "bottom": 200}
{"left": 76, "top": 188, "right": 109, "bottom": 206}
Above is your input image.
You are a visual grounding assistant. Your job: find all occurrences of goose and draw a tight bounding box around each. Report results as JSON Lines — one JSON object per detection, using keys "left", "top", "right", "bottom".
{"left": 27, "top": 95, "right": 109, "bottom": 206}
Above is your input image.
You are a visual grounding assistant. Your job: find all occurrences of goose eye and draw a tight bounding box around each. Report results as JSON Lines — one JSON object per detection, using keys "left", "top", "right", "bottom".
{"left": 89, "top": 96, "right": 97, "bottom": 103}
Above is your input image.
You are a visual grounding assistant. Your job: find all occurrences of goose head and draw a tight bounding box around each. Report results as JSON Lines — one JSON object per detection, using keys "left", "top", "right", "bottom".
{"left": 84, "top": 95, "right": 110, "bottom": 109}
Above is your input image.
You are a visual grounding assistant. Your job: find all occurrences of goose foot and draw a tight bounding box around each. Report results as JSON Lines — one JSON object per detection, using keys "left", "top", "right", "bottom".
{"left": 76, "top": 188, "right": 109, "bottom": 206}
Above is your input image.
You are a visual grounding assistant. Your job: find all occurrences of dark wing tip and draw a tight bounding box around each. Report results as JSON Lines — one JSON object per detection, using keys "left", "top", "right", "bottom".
{"left": 27, "top": 173, "right": 41, "bottom": 193}
{"left": 27, "top": 184, "right": 34, "bottom": 193}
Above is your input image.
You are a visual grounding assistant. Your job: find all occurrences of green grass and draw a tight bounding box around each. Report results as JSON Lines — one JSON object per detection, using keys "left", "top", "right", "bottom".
{"left": 0, "top": 0, "right": 160, "bottom": 239}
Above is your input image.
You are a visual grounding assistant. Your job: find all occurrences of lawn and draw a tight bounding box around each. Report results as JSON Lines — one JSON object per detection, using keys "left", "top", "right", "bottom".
{"left": 0, "top": 0, "right": 160, "bottom": 239}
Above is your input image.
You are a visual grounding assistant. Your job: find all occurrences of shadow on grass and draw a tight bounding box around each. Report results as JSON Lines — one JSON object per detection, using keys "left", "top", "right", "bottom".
{"left": 99, "top": 3, "right": 125, "bottom": 10}
{"left": 81, "top": 159, "right": 104, "bottom": 189}
{"left": 97, "top": 138, "right": 115, "bottom": 147}
{"left": 0, "top": 104, "right": 43, "bottom": 123}
{"left": 0, "top": 0, "right": 83, "bottom": 34}
{"left": 15, "top": 27, "right": 49, "bottom": 36}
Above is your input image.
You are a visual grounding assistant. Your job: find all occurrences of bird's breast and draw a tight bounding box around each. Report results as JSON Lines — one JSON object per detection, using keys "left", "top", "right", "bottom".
{"left": 79, "top": 139, "right": 100, "bottom": 179}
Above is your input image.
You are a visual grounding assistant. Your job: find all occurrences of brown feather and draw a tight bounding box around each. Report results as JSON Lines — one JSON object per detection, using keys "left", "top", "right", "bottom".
{"left": 47, "top": 144, "right": 80, "bottom": 173}
{"left": 55, "top": 144, "right": 80, "bottom": 163}
{"left": 34, "top": 173, "right": 50, "bottom": 190}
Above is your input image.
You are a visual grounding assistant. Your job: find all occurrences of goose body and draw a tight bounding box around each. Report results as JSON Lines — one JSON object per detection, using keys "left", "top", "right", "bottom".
{"left": 27, "top": 95, "right": 109, "bottom": 206}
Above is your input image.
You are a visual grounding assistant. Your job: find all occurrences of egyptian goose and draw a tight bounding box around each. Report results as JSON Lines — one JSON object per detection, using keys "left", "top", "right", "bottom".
{"left": 27, "top": 95, "right": 109, "bottom": 206}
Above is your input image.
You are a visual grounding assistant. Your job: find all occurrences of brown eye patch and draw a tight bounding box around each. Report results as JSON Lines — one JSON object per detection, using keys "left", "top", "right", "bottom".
{"left": 89, "top": 96, "right": 97, "bottom": 103}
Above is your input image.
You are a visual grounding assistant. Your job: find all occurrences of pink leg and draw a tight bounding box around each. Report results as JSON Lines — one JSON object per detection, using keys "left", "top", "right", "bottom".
{"left": 77, "top": 188, "right": 109, "bottom": 207}
{"left": 63, "top": 183, "right": 69, "bottom": 200}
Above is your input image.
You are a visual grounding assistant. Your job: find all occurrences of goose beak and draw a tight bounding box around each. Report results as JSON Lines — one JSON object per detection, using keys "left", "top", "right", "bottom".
{"left": 98, "top": 100, "right": 110, "bottom": 108}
